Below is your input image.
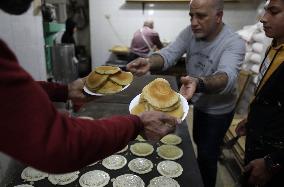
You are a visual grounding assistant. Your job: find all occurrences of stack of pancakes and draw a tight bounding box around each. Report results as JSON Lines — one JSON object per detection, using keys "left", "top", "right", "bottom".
{"left": 131, "top": 78, "right": 184, "bottom": 119}
{"left": 85, "top": 66, "right": 133, "bottom": 94}
{"left": 110, "top": 45, "right": 130, "bottom": 54}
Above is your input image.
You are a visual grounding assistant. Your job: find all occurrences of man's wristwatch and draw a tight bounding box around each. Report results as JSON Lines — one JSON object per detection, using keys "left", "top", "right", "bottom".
{"left": 264, "top": 154, "right": 282, "bottom": 174}
{"left": 195, "top": 77, "right": 206, "bottom": 93}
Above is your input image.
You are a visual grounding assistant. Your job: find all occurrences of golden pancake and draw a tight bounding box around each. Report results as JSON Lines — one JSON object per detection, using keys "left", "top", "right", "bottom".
{"left": 95, "top": 65, "right": 121, "bottom": 75}
{"left": 145, "top": 101, "right": 183, "bottom": 119}
{"left": 165, "top": 104, "right": 184, "bottom": 119}
{"left": 160, "top": 134, "right": 182, "bottom": 145}
{"left": 130, "top": 142, "right": 154, "bottom": 156}
{"left": 150, "top": 99, "right": 181, "bottom": 112}
{"left": 97, "top": 81, "right": 123, "bottom": 94}
{"left": 143, "top": 78, "right": 179, "bottom": 109}
{"left": 139, "top": 93, "right": 147, "bottom": 103}
{"left": 110, "top": 45, "right": 129, "bottom": 54}
{"left": 86, "top": 71, "right": 109, "bottom": 91}
{"left": 131, "top": 102, "right": 147, "bottom": 115}
{"left": 135, "top": 135, "right": 146, "bottom": 142}
{"left": 157, "top": 145, "right": 183, "bottom": 160}
{"left": 110, "top": 71, "right": 133, "bottom": 86}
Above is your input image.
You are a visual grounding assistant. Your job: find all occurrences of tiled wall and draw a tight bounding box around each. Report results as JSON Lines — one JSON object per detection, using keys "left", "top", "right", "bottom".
{"left": 0, "top": 3, "right": 46, "bottom": 81}
{"left": 90, "top": 0, "right": 260, "bottom": 68}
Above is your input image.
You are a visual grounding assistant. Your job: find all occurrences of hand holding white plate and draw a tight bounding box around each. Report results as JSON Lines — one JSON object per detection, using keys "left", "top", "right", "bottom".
{"left": 129, "top": 93, "right": 189, "bottom": 121}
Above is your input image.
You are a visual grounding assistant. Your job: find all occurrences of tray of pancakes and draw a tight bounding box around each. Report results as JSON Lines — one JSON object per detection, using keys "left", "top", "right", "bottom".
{"left": 129, "top": 78, "right": 189, "bottom": 121}
{"left": 84, "top": 65, "right": 133, "bottom": 96}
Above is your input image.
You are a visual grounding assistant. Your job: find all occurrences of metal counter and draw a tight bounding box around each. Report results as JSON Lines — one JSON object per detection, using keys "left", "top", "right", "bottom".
{"left": 1, "top": 75, "right": 203, "bottom": 187}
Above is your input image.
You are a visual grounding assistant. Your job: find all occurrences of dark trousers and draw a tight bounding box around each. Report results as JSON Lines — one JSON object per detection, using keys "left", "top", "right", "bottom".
{"left": 193, "top": 108, "right": 235, "bottom": 187}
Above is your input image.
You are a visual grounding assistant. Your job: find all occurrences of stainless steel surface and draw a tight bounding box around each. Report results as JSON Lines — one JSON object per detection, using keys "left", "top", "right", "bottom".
{"left": 51, "top": 44, "right": 78, "bottom": 84}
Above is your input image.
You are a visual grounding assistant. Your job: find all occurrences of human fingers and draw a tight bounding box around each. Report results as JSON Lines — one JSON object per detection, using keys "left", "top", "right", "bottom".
{"left": 244, "top": 162, "right": 253, "bottom": 172}
{"left": 127, "top": 59, "right": 146, "bottom": 75}
{"left": 150, "top": 122, "right": 175, "bottom": 141}
{"left": 235, "top": 119, "right": 247, "bottom": 136}
{"left": 140, "top": 122, "right": 165, "bottom": 142}
{"left": 137, "top": 58, "right": 150, "bottom": 74}
{"left": 248, "top": 173, "right": 257, "bottom": 185}
{"left": 244, "top": 162, "right": 257, "bottom": 185}
{"left": 126, "top": 59, "right": 141, "bottom": 71}
{"left": 81, "top": 76, "right": 87, "bottom": 84}
{"left": 180, "top": 83, "right": 196, "bottom": 100}
{"left": 180, "top": 76, "right": 190, "bottom": 85}
{"left": 135, "top": 69, "right": 148, "bottom": 76}
{"left": 235, "top": 123, "right": 245, "bottom": 136}
{"left": 159, "top": 113, "right": 180, "bottom": 126}
{"left": 139, "top": 112, "right": 175, "bottom": 141}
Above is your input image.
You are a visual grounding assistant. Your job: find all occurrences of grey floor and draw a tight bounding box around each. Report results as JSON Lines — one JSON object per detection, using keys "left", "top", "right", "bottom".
{"left": 186, "top": 106, "right": 236, "bottom": 187}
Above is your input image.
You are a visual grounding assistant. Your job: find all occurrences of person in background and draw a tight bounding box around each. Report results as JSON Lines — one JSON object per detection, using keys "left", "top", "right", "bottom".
{"left": 0, "top": 0, "right": 179, "bottom": 174}
{"left": 235, "top": 0, "right": 284, "bottom": 186}
{"left": 128, "top": 19, "right": 163, "bottom": 62}
{"left": 127, "top": 0, "right": 246, "bottom": 186}
{"left": 61, "top": 18, "right": 77, "bottom": 45}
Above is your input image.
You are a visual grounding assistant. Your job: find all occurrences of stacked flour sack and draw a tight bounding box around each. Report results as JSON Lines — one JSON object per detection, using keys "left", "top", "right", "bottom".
{"left": 85, "top": 65, "right": 133, "bottom": 94}
{"left": 131, "top": 78, "right": 184, "bottom": 119}
{"left": 236, "top": 22, "right": 272, "bottom": 114}
{"left": 237, "top": 22, "right": 271, "bottom": 76}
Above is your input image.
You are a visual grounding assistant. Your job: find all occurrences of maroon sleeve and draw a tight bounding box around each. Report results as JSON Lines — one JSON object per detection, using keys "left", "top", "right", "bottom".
{"left": 0, "top": 40, "right": 143, "bottom": 173}
{"left": 37, "top": 81, "right": 68, "bottom": 102}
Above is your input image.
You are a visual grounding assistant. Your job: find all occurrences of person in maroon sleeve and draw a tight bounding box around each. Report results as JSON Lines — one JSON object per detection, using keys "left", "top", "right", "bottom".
{"left": 0, "top": 0, "right": 179, "bottom": 174}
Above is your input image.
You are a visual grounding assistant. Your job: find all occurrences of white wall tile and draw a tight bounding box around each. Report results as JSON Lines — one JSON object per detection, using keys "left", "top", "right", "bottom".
{"left": 0, "top": 2, "right": 46, "bottom": 81}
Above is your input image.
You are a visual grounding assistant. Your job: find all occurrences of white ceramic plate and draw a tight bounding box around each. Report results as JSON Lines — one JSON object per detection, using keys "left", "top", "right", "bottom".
{"left": 130, "top": 143, "right": 154, "bottom": 157}
{"left": 129, "top": 93, "right": 189, "bottom": 121}
{"left": 157, "top": 145, "right": 183, "bottom": 160}
{"left": 83, "top": 84, "right": 130, "bottom": 96}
